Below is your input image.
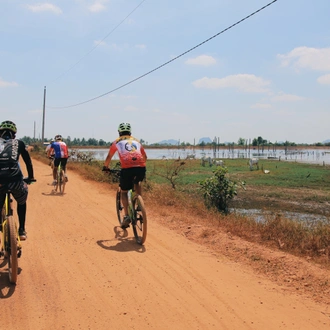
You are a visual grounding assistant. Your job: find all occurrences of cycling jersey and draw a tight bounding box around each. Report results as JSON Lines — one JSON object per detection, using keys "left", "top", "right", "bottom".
{"left": 0, "top": 138, "right": 34, "bottom": 184}
{"left": 109, "top": 135, "right": 146, "bottom": 169}
{"left": 51, "top": 141, "right": 69, "bottom": 159}
{"left": 45, "top": 144, "right": 55, "bottom": 156}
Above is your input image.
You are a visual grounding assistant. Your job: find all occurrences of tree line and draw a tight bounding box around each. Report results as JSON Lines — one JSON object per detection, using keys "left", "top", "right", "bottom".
{"left": 19, "top": 135, "right": 329, "bottom": 147}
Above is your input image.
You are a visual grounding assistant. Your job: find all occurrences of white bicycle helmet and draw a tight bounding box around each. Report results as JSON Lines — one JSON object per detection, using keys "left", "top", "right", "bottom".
{"left": 118, "top": 123, "right": 131, "bottom": 133}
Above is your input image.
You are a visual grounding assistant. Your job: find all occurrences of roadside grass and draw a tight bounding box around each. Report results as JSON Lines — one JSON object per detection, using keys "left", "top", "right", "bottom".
{"left": 31, "top": 150, "right": 330, "bottom": 265}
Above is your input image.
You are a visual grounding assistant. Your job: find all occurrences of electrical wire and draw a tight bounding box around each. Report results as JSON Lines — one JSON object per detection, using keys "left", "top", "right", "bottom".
{"left": 48, "top": 0, "right": 278, "bottom": 109}
{"left": 47, "top": 0, "right": 147, "bottom": 85}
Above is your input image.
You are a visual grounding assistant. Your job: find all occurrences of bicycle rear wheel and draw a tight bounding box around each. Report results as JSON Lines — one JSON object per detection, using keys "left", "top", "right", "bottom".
{"left": 55, "top": 169, "right": 60, "bottom": 192}
{"left": 6, "top": 216, "right": 18, "bottom": 284}
{"left": 59, "top": 170, "right": 66, "bottom": 194}
{"left": 132, "top": 195, "right": 147, "bottom": 245}
{"left": 116, "top": 188, "right": 124, "bottom": 226}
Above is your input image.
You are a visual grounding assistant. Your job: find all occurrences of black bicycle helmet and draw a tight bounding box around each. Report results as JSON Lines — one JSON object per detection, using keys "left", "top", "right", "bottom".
{"left": 55, "top": 134, "right": 63, "bottom": 141}
{"left": 0, "top": 120, "right": 17, "bottom": 133}
{"left": 0, "top": 120, "right": 17, "bottom": 139}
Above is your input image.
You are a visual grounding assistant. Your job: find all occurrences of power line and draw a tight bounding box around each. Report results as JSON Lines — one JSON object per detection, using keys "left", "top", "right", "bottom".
{"left": 48, "top": 0, "right": 278, "bottom": 109}
{"left": 47, "top": 0, "right": 147, "bottom": 85}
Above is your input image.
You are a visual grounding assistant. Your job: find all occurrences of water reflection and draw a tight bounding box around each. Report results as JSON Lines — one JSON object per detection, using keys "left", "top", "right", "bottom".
{"left": 77, "top": 147, "right": 330, "bottom": 165}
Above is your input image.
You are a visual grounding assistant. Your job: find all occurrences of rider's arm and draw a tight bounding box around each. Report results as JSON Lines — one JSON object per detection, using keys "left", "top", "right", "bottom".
{"left": 19, "top": 140, "right": 34, "bottom": 179}
{"left": 47, "top": 145, "right": 53, "bottom": 158}
{"left": 141, "top": 146, "right": 147, "bottom": 163}
{"left": 104, "top": 143, "right": 116, "bottom": 168}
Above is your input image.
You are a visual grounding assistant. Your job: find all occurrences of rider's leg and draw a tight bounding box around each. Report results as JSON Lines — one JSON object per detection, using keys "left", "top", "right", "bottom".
{"left": 121, "top": 189, "right": 129, "bottom": 216}
{"left": 53, "top": 158, "right": 61, "bottom": 181}
{"left": 62, "top": 158, "right": 68, "bottom": 181}
{"left": 11, "top": 181, "right": 28, "bottom": 239}
{"left": 133, "top": 167, "right": 146, "bottom": 196}
{"left": 134, "top": 182, "right": 142, "bottom": 196}
{"left": 17, "top": 203, "right": 26, "bottom": 232}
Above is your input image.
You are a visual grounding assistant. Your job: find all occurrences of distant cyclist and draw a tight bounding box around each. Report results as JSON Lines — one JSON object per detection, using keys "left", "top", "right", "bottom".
{"left": 0, "top": 120, "right": 35, "bottom": 240}
{"left": 47, "top": 134, "right": 69, "bottom": 185}
{"left": 103, "top": 123, "right": 147, "bottom": 229}
{"left": 45, "top": 138, "right": 55, "bottom": 167}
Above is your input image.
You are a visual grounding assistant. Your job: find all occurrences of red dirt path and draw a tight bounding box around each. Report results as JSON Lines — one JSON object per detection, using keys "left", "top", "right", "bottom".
{"left": 1, "top": 159, "right": 330, "bottom": 329}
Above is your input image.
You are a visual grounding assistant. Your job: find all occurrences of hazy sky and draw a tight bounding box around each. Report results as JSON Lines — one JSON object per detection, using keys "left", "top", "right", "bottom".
{"left": 1, "top": 0, "right": 330, "bottom": 144}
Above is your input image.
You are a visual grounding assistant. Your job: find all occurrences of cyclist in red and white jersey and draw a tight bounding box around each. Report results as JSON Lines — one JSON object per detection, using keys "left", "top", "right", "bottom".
{"left": 47, "top": 134, "right": 69, "bottom": 185}
{"left": 103, "top": 123, "right": 147, "bottom": 229}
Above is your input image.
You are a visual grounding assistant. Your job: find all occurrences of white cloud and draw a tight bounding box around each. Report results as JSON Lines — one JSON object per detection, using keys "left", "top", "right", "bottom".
{"left": 26, "top": 3, "right": 62, "bottom": 14}
{"left": 89, "top": 3, "right": 105, "bottom": 13}
{"left": 271, "top": 92, "right": 305, "bottom": 102}
{"left": 277, "top": 47, "right": 330, "bottom": 71}
{"left": 317, "top": 74, "right": 330, "bottom": 85}
{"left": 124, "top": 106, "right": 138, "bottom": 112}
{"left": 0, "top": 78, "right": 18, "bottom": 88}
{"left": 250, "top": 103, "right": 272, "bottom": 109}
{"left": 192, "top": 74, "right": 271, "bottom": 93}
{"left": 88, "top": 0, "right": 109, "bottom": 13}
{"left": 185, "top": 55, "right": 216, "bottom": 67}
{"left": 94, "top": 40, "right": 107, "bottom": 46}
{"left": 135, "top": 44, "right": 146, "bottom": 50}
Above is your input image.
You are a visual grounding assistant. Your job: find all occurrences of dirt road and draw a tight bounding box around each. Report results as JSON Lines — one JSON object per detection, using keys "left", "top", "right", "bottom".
{"left": 1, "top": 160, "right": 330, "bottom": 329}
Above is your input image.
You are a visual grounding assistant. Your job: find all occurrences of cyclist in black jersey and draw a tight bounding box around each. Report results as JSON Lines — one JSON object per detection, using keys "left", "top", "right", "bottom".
{"left": 0, "top": 120, "right": 35, "bottom": 240}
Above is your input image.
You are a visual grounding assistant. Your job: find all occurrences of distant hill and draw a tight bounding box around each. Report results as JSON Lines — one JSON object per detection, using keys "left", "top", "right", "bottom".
{"left": 323, "top": 139, "right": 330, "bottom": 144}
{"left": 154, "top": 137, "right": 214, "bottom": 145}
{"left": 198, "top": 137, "right": 212, "bottom": 144}
{"left": 155, "top": 139, "right": 179, "bottom": 145}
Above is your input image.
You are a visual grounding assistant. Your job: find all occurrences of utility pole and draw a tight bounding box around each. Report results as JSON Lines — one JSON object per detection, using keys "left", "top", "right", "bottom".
{"left": 34, "top": 121, "right": 36, "bottom": 141}
{"left": 41, "top": 86, "right": 46, "bottom": 144}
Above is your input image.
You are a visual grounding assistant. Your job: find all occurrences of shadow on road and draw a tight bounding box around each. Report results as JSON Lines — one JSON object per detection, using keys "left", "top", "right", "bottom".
{"left": 96, "top": 226, "right": 146, "bottom": 253}
{"left": 0, "top": 260, "right": 17, "bottom": 298}
{"left": 41, "top": 192, "right": 66, "bottom": 197}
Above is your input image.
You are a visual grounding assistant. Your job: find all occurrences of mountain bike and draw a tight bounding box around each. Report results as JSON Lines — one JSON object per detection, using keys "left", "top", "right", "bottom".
{"left": 108, "top": 169, "right": 147, "bottom": 245}
{"left": 0, "top": 177, "right": 36, "bottom": 284}
{"left": 54, "top": 162, "right": 66, "bottom": 194}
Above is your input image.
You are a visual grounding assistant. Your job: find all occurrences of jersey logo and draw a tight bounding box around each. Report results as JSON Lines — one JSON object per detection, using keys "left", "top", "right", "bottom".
{"left": 125, "top": 141, "right": 138, "bottom": 152}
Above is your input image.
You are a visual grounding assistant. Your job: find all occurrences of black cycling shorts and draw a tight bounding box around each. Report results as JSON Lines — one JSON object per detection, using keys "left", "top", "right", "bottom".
{"left": 54, "top": 158, "right": 68, "bottom": 169}
{"left": 120, "top": 167, "right": 146, "bottom": 191}
{"left": 0, "top": 180, "right": 28, "bottom": 206}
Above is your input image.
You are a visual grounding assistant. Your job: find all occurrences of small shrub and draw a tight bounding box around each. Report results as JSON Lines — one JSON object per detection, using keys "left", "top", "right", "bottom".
{"left": 152, "top": 159, "right": 187, "bottom": 189}
{"left": 199, "top": 167, "right": 245, "bottom": 214}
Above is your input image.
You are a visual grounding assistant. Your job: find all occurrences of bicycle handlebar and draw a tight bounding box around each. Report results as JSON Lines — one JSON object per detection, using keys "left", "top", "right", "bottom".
{"left": 23, "top": 177, "right": 37, "bottom": 184}
{"left": 109, "top": 169, "right": 121, "bottom": 174}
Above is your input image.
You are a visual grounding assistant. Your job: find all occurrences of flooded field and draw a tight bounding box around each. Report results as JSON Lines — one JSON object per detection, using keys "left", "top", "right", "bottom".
{"left": 77, "top": 147, "right": 330, "bottom": 166}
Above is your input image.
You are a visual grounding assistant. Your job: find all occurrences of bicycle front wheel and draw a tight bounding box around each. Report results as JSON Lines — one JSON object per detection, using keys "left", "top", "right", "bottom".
{"left": 6, "top": 216, "right": 18, "bottom": 284}
{"left": 132, "top": 195, "right": 147, "bottom": 245}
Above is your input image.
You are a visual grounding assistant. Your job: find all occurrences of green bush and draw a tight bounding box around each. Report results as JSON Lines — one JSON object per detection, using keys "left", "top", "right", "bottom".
{"left": 199, "top": 167, "right": 245, "bottom": 214}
